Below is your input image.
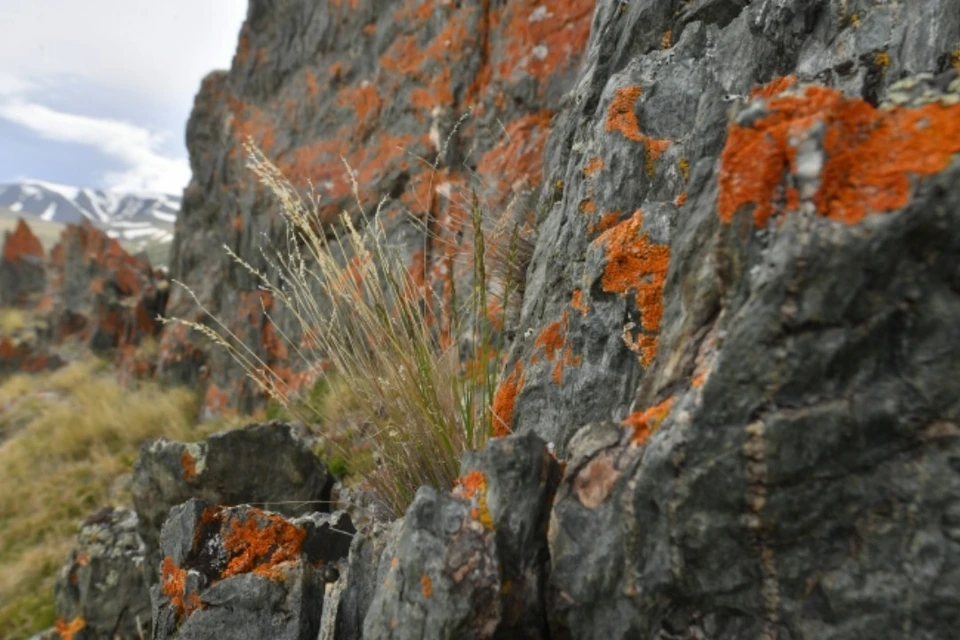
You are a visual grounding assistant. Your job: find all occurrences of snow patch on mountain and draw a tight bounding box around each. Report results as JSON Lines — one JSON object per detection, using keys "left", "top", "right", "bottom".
{"left": 0, "top": 179, "right": 179, "bottom": 245}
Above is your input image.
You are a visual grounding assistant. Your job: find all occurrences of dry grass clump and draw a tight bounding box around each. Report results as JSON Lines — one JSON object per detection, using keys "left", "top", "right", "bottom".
{"left": 172, "top": 143, "right": 519, "bottom": 516}
{"left": 0, "top": 358, "right": 203, "bottom": 639}
{"left": 0, "top": 308, "right": 29, "bottom": 335}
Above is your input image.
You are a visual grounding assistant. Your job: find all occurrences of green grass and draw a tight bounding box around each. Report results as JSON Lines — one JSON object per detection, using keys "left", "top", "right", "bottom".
{"left": 0, "top": 358, "right": 207, "bottom": 639}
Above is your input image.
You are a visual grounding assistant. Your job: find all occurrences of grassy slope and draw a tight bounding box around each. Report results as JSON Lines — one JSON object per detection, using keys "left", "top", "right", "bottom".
{"left": 0, "top": 359, "right": 216, "bottom": 639}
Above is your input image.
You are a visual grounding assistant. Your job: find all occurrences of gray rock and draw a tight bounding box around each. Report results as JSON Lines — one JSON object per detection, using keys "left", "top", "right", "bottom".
{"left": 132, "top": 421, "right": 332, "bottom": 585}
{"left": 545, "top": 129, "right": 960, "bottom": 639}
{"left": 320, "top": 521, "right": 401, "bottom": 640}
{"left": 53, "top": 507, "right": 151, "bottom": 639}
{"left": 151, "top": 500, "right": 354, "bottom": 640}
{"left": 362, "top": 431, "right": 559, "bottom": 639}
{"left": 509, "top": 0, "right": 960, "bottom": 451}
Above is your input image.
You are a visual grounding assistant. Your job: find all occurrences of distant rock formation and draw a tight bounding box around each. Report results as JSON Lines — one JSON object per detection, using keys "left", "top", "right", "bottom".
{"left": 0, "top": 218, "right": 45, "bottom": 308}
{"left": 0, "top": 219, "right": 169, "bottom": 377}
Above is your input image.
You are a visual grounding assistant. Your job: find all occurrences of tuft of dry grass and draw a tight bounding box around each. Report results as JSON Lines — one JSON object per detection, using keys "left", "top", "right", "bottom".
{"left": 0, "top": 358, "right": 205, "bottom": 639}
{"left": 0, "top": 308, "right": 29, "bottom": 335}
{"left": 170, "top": 143, "right": 520, "bottom": 517}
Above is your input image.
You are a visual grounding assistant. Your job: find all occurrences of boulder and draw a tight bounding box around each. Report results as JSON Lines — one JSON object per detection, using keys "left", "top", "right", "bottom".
{"left": 151, "top": 500, "right": 354, "bottom": 640}
{"left": 545, "top": 90, "right": 960, "bottom": 640}
{"left": 52, "top": 507, "right": 151, "bottom": 640}
{"left": 0, "top": 218, "right": 45, "bottom": 308}
{"left": 362, "top": 431, "right": 560, "bottom": 639}
{"left": 132, "top": 421, "right": 333, "bottom": 585}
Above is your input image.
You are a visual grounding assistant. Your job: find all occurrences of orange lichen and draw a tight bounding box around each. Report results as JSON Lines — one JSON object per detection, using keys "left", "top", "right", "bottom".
{"left": 718, "top": 84, "right": 960, "bottom": 227}
{"left": 454, "top": 470, "right": 494, "bottom": 529}
{"left": 476, "top": 110, "right": 554, "bottom": 195}
{"left": 161, "top": 557, "right": 203, "bottom": 618}
{"left": 595, "top": 210, "right": 670, "bottom": 334}
{"left": 181, "top": 449, "right": 198, "bottom": 481}
{"left": 579, "top": 200, "right": 597, "bottom": 214}
{"left": 534, "top": 314, "right": 567, "bottom": 361}
{"left": 605, "top": 85, "right": 671, "bottom": 163}
{"left": 495, "top": 0, "right": 595, "bottom": 83}
{"left": 221, "top": 510, "right": 307, "bottom": 580}
{"left": 492, "top": 361, "right": 524, "bottom": 437}
{"left": 589, "top": 212, "right": 621, "bottom": 235}
{"left": 553, "top": 346, "right": 583, "bottom": 384}
{"left": 750, "top": 75, "right": 796, "bottom": 99}
{"left": 305, "top": 70, "right": 319, "bottom": 97}
{"left": 623, "top": 397, "right": 675, "bottom": 445}
{"left": 675, "top": 192, "right": 688, "bottom": 207}
{"left": 570, "top": 289, "right": 590, "bottom": 316}
{"left": 54, "top": 616, "right": 86, "bottom": 640}
{"left": 455, "top": 470, "right": 486, "bottom": 500}
{"left": 421, "top": 574, "right": 433, "bottom": 597}
{"left": 660, "top": 30, "right": 673, "bottom": 50}
{"left": 692, "top": 371, "right": 708, "bottom": 388}
{"left": 2, "top": 219, "right": 44, "bottom": 262}
{"left": 583, "top": 157, "right": 605, "bottom": 177}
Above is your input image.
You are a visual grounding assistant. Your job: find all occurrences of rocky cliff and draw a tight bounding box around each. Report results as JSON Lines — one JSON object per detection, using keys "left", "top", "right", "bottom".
{"left": 39, "top": 0, "right": 960, "bottom": 638}
{"left": 160, "top": 0, "right": 596, "bottom": 413}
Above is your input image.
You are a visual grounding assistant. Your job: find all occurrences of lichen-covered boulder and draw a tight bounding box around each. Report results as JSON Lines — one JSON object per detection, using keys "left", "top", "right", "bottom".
{"left": 152, "top": 500, "right": 354, "bottom": 640}
{"left": 545, "top": 108, "right": 960, "bottom": 640}
{"left": 132, "top": 421, "right": 332, "bottom": 584}
{"left": 52, "top": 507, "right": 151, "bottom": 640}
{"left": 503, "top": 0, "right": 960, "bottom": 451}
{"left": 0, "top": 218, "right": 46, "bottom": 308}
{"left": 362, "top": 431, "right": 560, "bottom": 639}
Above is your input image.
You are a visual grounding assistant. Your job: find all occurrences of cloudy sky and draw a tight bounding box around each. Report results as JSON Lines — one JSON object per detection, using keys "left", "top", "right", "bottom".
{"left": 0, "top": 0, "right": 248, "bottom": 195}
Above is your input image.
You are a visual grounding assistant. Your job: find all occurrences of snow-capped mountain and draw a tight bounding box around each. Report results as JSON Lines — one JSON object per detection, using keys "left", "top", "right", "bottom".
{"left": 0, "top": 180, "right": 179, "bottom": 244}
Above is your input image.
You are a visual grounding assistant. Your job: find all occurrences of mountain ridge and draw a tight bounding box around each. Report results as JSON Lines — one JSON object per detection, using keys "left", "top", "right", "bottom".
{"left": 0, "top": 180, "right": 178, "bottom": 246}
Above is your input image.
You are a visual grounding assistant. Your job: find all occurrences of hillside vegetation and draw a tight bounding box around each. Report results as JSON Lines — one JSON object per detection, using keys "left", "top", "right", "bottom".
{"left": 0, "top": 359, "right": 211, "bottom": 638}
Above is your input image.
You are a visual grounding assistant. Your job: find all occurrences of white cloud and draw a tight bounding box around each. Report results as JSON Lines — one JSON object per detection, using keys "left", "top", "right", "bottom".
{"left": 0, "top": 72, "right": 34, "bottom": 97}
{"left": 0, "top": 99, "right": 190, "bottom": 194}
{"left": 0, "top": 0, "right": 247, "bottom": 110}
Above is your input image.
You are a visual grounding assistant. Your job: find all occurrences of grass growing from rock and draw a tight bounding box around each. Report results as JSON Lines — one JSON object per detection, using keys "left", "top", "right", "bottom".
{"left": 172, "top": 143, "right": 521, "bottom": 517}
{"left": 0, "top": 358, "right": 205, "bottom": 639}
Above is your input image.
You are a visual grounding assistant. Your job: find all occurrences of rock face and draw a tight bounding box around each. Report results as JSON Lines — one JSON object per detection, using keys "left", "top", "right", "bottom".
{"left": 0, "top": 219, "right": 46, "bottom": 308}
{"left": 52, "top": 507, "right": 151, "bottom": 640}
{"left": 152, "top": 500, "right": 354, "bottom": 640}
{"left": 504, "top": 0, "right": 960, "bottom": 451}
{"left": 362, "top": 431, "right": 560, "bottom": 639}
{"left": 45, "top": 0, "right": 960, "bottom": 638}
{"left": 132, "top": 422, "right": 333, "bottom": 584}
{"left": 160, "top": 0, "right": 597, "bottom": 413}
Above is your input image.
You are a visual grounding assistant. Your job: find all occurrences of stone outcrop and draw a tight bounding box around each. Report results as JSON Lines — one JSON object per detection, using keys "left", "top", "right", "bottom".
{"left": 160, "top": 0, "right": 597, "bottom": 413}
{"left": 52, "top": 507, "right": 151, "bottom": 640}
{"left": 362, "top": 431, "right": 560, "bottom": 639}
{"left": 504, "top": 0, "right": 960, "bottom": 452}
{"left": 47, "top": 221, "right": 167, "bottom": 353}
{"left": 0, "top": 219, "right": 169, "bottom": 379}
{"left": 152, "top": 500, "right": 354, "bottom": 640}
{"left": 132, "top": 422, "right": 333, "bottom": 584}
{"left": 45, "top": 0, "right": 960, "bottom": 638}
{"left": 0, "top": 218, "right": 46, "bottom": 308}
